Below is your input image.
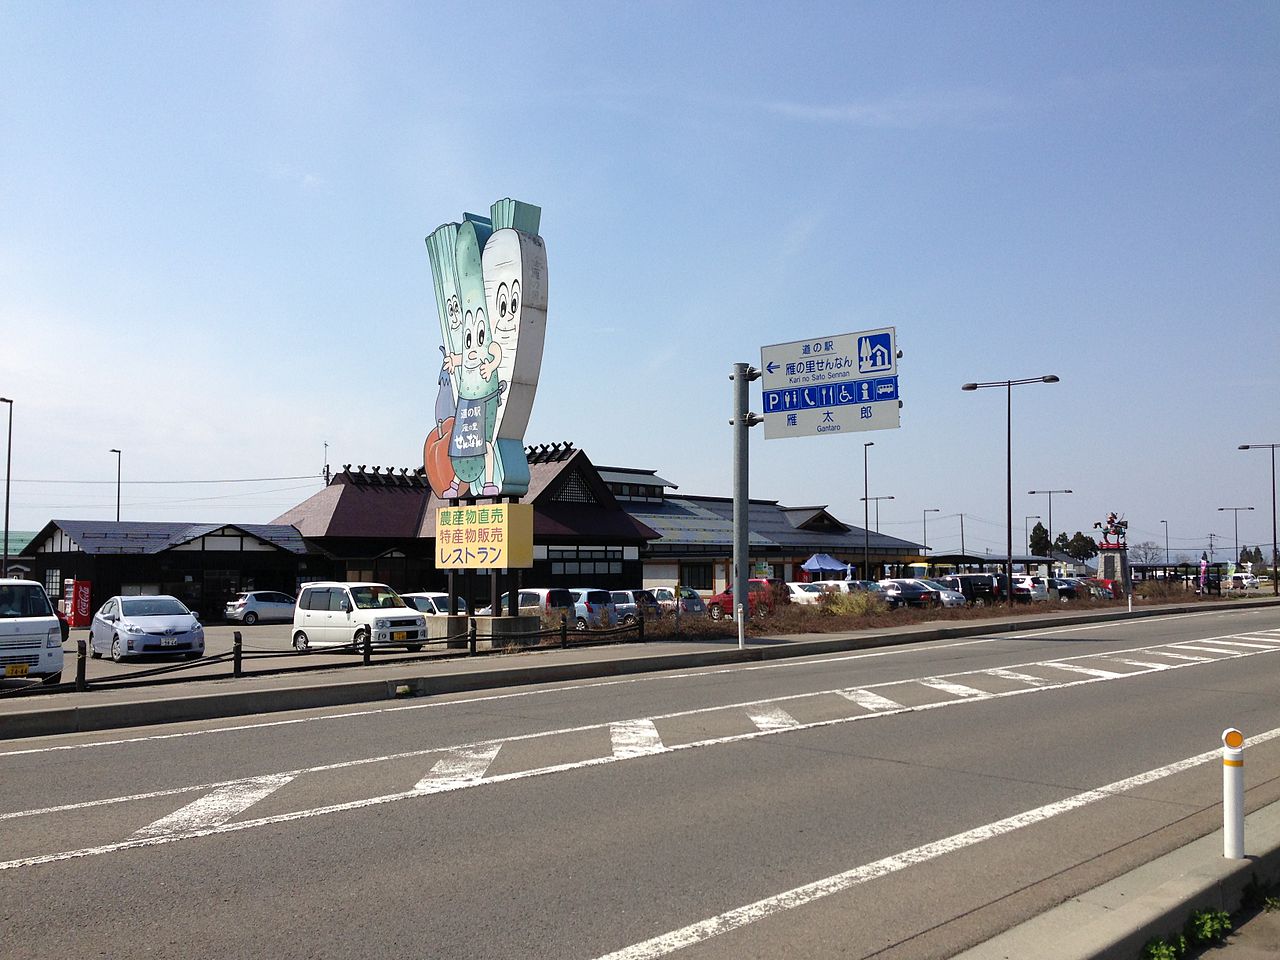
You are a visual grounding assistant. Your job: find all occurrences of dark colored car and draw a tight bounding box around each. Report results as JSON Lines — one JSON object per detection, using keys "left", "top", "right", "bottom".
{"left": 705, "top": 578, "right": 790, "bottom": 620}
{"left": 937, "top": 574, "right": 1000, "bottom": 606}
{"left": 878, "top": 579, "right": 941, "bottom": 608}
{"left": 1048, "top": 578, "right": 1079, "bottom": 601}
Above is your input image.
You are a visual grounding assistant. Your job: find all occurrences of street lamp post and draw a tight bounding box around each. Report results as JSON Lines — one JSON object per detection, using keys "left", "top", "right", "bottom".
{"left": 860, "top": 494, "right": 894, "bottom": 532}
{"left": 1025, "top": 515, "right": 1040, "bottom": 554}
{"left": 1217, "top": 506, "right": 1255, "bottom": 569}
{"left": 1, "top": 397, "right": 11, "bottom": 577}
{"left": 962, "top": 375, "right": 1060, "bottom": 606}
{"left": 1238, "top": 445, "right": 1279, "bottom": 596}
{"left": 922, "top": 508, "right": 939, "bottom": 561}
{"left": 1028, "top": 489, "right": 1072, "bottom": 572}
{"left": 110, "top": 449, "right": 122, "bottom": 521}
{"left": 862, "top": 442, "right": 873, "bottom": 580}
{"left": 1161, "top": 519, "right": 1169, "bottom": 566}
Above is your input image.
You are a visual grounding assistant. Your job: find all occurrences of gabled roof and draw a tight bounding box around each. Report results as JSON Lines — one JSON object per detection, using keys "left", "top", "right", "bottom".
{"left": 21, "top": 520, "right": 309, "bottom": 556}
{"left": 595, "top": 466, "right": 678, "bottom": 489}
{"left": 779, "top": 506, "right": 851, "bottom": 534}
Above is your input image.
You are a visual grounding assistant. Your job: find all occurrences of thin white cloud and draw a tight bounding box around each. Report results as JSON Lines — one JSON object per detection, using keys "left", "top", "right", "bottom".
{"left": 767, "top": 87, "right": 1016, "bottom": 129}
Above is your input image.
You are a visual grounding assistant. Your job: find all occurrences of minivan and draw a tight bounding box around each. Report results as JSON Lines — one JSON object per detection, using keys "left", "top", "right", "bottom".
{"left": 0, "top": 579, "right": 64, "bottom": 685}
{"left": 292, "top": 582, "right": 427, "bottom": 652}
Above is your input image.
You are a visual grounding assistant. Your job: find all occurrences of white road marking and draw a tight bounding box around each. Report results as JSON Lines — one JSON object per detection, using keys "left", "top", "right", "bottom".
{"left": 1197, "top": 639, "right": 1278, "bottom": 650}
{"left": 919, "top": 680, "right": 989, "bottom": 699}
{"left": 415, "top": 744, "right": 502, "bottom": 792}
{"left": 837, "top": 689, "right": 905, "bottom": 712}
{"left": 745, "top": 706, "right": 802, "bottom": 732}
{"left": 1106, "top": 658, "right": 1173, "bottom": 670}
{"left": 983, "top": 668, "right": 1053, "bottom": 686}
{"left": 611, "top": 720, "right": 666, "bottom": 758}
{"left": 1042, "top": 663, "right": 1128, "bottom": 679}
{"left": 132, "top": 774, "right": 294, "bottom": 839}
{"left": 1141, "top": 651, "right": 1210, "bottom": 662}
{"left": 590, "top": 726, "right": 1280, "bottom": 960}
{"left": 1171, "top": 644, "right": 1245, "bottom": 656}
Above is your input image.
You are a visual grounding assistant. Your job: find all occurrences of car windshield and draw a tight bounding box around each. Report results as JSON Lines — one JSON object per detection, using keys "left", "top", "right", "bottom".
{"left": 919, "top": 579, "right": 948, "bottom": 590}
{"left": 0, "top": 584, "right": 52, "bottom": 618}
{"left": 121, "top": 598, "right": 189, "bottom": 617}
{"left": 678, "top": 587, "right": 699, "bottom": 600}
{"left": 636, "top": 591, "right": 656, "bottom": 604}
{"left": 350, "top": 585, "right": 406, "bottom": 609}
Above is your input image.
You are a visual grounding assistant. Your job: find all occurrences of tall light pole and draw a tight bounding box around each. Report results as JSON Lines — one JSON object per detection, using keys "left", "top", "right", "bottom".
{"left": 860, "top": 494, "right": 894, "bottom": 532}
{"left": 1025, "top": 515, "right": 1040, "bottom": 554}
{"left": 1028, "top": 489, "right": 1072, "bottom": 565}
{"left": 1239, "top": 444, "right": 1279, "bottom": 596}
{"left": 110, "top": 449, "right": 122, "bottom": 521}
{"left": 962, "top": 375, "right": 1060, "bottom": 606}
{"left": 1160, "top": 519, "right": 1169, "bottom": 566}
{"left": 1217, "top": 506, "right": 1254, "bottom": 568}
{"left": 1, "top": 397, "right": 11, "bottom": 577}
{"left": 922, "top": 508, "right": 939, "bottom": 558}
{"left": 863, "top": 442, "right": 873, "bottom": 580}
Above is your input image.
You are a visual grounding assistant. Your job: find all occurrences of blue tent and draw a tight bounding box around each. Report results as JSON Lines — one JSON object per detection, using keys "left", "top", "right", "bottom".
{"left": 800, "top": 553, "right": 848, "bottom": 574}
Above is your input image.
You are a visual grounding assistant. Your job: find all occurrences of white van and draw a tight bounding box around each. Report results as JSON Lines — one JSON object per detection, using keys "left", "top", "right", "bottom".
{"left": 291, "top": 582, "right": 427, "bottom": 652}
{"left": 0, "top": 578, "right": 64, "bottom": 685}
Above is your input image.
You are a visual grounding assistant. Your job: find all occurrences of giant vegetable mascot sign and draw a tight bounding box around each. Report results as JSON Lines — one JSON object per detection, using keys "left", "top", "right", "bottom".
{"left": 424, "top": 199, "right": 547, "bottom": 499}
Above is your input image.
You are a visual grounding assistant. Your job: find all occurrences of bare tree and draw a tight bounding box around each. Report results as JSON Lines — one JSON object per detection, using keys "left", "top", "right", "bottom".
{"left": 1129, "top": 540, "right": 1163, "bottom": 565}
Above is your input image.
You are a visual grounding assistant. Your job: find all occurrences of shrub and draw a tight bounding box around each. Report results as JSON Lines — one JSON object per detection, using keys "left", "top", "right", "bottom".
{"left": 819, "top": 590, "right": 888, "bottom": 617}
{"left": 1185, "top": 907, "right": 1232, "bottom": 944}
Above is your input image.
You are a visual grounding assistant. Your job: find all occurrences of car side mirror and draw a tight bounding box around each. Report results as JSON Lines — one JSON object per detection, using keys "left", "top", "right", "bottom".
{"left": 339, "top": 598, "right": 351, "bottom": 612}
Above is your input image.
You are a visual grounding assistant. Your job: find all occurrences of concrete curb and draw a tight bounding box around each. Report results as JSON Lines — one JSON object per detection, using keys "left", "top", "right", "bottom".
{"left": 955, "top": 800, "right": 1280, "bottom": 960}
{"left": 3, "top": 597, "right": 1277, "bottom": 741}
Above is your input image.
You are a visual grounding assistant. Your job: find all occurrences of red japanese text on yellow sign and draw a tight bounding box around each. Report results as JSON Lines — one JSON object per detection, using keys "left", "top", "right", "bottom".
{"left": 434, "top": 503, "right": 534, "bottom": 569}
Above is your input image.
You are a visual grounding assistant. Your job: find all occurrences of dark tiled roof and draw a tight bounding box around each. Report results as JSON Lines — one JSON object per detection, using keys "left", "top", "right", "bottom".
{"left": 595, "top": 467, "right": 678, "bottom": 489}
{"left": 23, "top": 520, "right": 310, "bottom": 556}
{"left": 625, "top": 495, "right": 921, "bottom": 554}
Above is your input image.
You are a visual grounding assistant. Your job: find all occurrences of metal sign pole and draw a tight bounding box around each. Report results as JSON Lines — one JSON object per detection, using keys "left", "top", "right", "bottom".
{"left": 731, "top": 363, "right": 761, "bottom": 634}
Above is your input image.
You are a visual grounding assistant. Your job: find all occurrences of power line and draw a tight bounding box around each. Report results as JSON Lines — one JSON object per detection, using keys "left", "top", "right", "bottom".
{"left": 9, "top": 474, "right": 319, "bottom": 485}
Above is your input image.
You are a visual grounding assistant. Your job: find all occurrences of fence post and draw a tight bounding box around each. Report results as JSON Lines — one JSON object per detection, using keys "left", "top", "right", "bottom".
{"left": 468, "top": 621, "right": 477, "bottom": 656}
{"left": 560, "top": 614, "right": 568, "bottom": 648}
{"left": 363, "top": 632, "right": 372, "bottom": 666}
{"left": 75, "top": 638, "right": 87, "bottom": 692}
{"left": 638, "top": 610, "right": 645, "bottom": 642}
{"left": 233, "top": 631, "right": 242, "bottom": 678}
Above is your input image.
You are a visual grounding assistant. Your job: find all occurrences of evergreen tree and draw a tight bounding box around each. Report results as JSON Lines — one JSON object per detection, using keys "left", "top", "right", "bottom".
{"left": 1028, "top": 521, "right": 1050, "bottom": 556}
{"left": 1066, "top": 531, "right": 1099, "bottom": 564}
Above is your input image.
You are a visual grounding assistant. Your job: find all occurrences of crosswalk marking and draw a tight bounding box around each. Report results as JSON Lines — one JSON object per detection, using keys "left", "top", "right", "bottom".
{"left": 919, "top": 679, "right": 988, "bottom": 699}
{"left": 984, "top": 668, "right": 1054, "bottom": 686}
{"left": 837, "top": 689, "right": 905, "bottom": 712}
{"left": 416, "top": 744, "right": 503, "bottom": 792}
{"left": 610, "top": 720, "right": 666, "bottom": 759}
{"left": 1044, "top": 663, "right": 1127, "bottom": 679}
{"left": 1142, "top": 650, "right": 1210, "bottom": 662}
{"left": 1171, "top": 644, "right": 1244, "bottom": 656}
{"left": 1197, "top": 639, "right": 1277, "bottom": 650}
{"left": 746, "top": 706, "right": 802, "bottom": 732}
{"left": 132, "top": 774, "right": 294, "bottom": 838}
{"left": 1106, "top": 658, "right": 1172, "bottom": 670}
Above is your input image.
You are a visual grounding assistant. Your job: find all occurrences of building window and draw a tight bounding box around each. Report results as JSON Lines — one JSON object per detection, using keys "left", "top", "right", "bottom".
{"left": 45, "top": 569, "right": 62, "bottom": 597}
{"left": 682, "top": 563, "right": 713, "bottom": 591}
{"left": 553, "top": 470, "right": 598, "bottom": 504}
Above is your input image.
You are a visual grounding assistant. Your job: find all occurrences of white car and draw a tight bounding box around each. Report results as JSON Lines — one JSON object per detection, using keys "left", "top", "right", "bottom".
{"left": 0, "top": 578, "right": 64, "bottom": 684}
{"left": 402, "top": 592, "right": 469, "bottom": 615}
{"left": 1229, "top": 573, "right": 1259, "bottom": 591}
{"left": 88, "top": 595, "right": 204, "bottom": 662}
{"left": 785, "top": 582, "right": 825, "bottom": 605}
{"left": 1013, "top": 576, "right": 1050, "bottom": 602}
{"left": 224, "top": 590, "right": 296, "bottom": 624}
{"left": 292, "top": 582, "right": 427, "bottom": 652}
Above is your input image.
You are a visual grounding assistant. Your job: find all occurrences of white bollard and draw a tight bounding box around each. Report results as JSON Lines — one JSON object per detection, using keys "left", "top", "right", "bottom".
{"left": 1222, "top": 727, "right": 1245, "bottom": 859}
{"left": 737, "top": 602, "right": 745, "bottom": 650}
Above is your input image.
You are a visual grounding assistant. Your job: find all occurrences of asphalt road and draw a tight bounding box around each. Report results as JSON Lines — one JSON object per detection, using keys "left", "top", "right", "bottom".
{"left": 3, "top": 606, "right": 1280, "bottom": 959}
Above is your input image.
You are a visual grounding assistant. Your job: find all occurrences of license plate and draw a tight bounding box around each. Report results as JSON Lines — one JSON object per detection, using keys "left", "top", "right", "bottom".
{"left": 161, "top": 638, "right": 178, "bottom": 647}
{"left": 5, "top": 664, "right": 29, "bottom": 677}
{"left": 392, "top": 631, "right": 408, "bottom": 641}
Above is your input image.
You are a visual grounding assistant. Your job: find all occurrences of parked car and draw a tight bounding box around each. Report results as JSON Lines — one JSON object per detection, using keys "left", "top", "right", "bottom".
{"left": 785, "top": 582, "right": 825, "bottom": 605}
{"left": 1048, "top": 578, "right": 1080, "bottom": 601}
{"left": 936, "top": 574, "right": 996, "bottom": 606}
{"left": 402, "top": 592, "right": 468, "bottom": 615}
{"left": 1014, "top": 575, "right": 1050, "bottom": 602}
{"left": 1082, "top": 577, "right": 1115, "bottom": 599}
{"left": 877, "top": 579, "right": 941, "bottom": 608}
{"left": 476, "top": 588, "right": 574, "bottom": 617}
{"left": 913, "top": 579, "right": 967, "bottom": 608}
{"left": 650, "top": 586, "right": 707, "bottom": 616}
{"left": 1229, "top": 573, "right": 1259, "bottom": 591}
{"left": 610, "top": 589, "right": 662, "bottom": 624}
{"left": 292, "top": 582, "right": 427, "bottom": 652}
{"left": 0, "top": 578, "right": 64, "bottom": 684}
{"left": 88, "top": 595, "right": 204, "bottom": 663}
{"left": 704, "top": 578, "right": 790, "bottom": 620}
{"left": 224, "top": 590, "right": 296, "bottom": 624}
{"left": 567, "top": 588, "right": 618, "bottom": 630}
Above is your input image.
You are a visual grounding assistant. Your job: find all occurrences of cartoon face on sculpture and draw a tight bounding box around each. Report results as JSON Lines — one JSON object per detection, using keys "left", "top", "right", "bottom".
{"left": 424, "top": 200, "right": 546, "bottom": 500}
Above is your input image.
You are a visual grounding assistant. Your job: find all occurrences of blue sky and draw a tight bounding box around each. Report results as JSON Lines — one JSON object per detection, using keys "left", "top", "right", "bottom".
{"left": 1, "top": 1, "right": 1277, "bottom": 562}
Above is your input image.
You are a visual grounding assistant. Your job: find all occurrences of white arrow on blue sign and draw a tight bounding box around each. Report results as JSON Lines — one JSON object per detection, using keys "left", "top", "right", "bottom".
{"left": 759, "top": 327, "right": 900, "bottom": 439}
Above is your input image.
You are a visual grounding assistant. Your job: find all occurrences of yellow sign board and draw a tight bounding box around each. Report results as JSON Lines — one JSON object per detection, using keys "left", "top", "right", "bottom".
{"left": 434, "top": 503, "right": 534, "bottom": 569}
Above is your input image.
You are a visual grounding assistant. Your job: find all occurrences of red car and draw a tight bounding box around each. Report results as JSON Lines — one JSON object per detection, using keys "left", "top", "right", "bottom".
{"left": 705, "top": 578, "right": 790, "bottom": 620}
